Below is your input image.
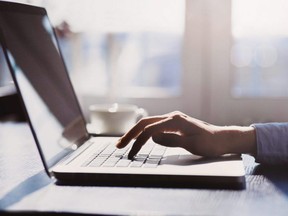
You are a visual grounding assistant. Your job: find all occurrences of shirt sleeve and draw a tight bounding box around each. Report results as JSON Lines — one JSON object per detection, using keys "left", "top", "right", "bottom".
{"left": 251, "top": 123, "right": 288, "bottom": 164}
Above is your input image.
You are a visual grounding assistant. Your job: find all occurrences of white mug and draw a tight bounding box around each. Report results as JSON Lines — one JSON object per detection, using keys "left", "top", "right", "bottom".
{"left": 88, "top": 103, "right": 148, "bottom": 135}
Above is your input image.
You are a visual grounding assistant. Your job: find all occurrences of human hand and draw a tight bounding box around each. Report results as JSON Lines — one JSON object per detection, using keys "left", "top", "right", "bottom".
{"left": 116, "top": 111, "right": 256, "bottom": 160}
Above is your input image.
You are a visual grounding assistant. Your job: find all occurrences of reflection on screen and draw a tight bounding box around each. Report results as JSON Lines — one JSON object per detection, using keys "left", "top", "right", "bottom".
{"left": 0, "top": 7, "right": 89, "bottom": 168}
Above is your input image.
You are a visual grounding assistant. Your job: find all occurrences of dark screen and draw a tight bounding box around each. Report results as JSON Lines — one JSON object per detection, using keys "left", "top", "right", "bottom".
{"left": 0, "top": 3, "right": 89, "bottom": 169}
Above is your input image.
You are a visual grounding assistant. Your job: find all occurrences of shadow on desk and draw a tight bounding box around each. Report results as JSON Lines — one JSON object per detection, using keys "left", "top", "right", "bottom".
{"left": 253, "top": 164, "right": 288, "bottom": 197}
{"left": 0, "top": 171, "right": 51, "bottom": 209}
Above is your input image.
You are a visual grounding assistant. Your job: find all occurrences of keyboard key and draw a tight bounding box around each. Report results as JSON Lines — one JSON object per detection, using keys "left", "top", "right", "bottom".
{"left": 112, "top": 149, "right": 129, "bottom": 157}
{"left": 102, "top": 158, "right": 120, "bottom": 167}
{"left": 137, "top": 143, "right": 154, "bottom": 156}
{"left": 116, "top": 159, "right": 131, "bottom": 167}
{"left": 101, "top": 146, "right": 116, "bottom": 156}
{"left": 146, "top": 158, "right": 161, "bottom": 164}
{"left": 143, "top": 158, "right": 161, "bottom": 168}
{"left": 130, "top": 157, "right": 146, "bottom": 168}
{"left": 89, "top": 157, "right": 107, "bottom": 167}
{"left": 150, "top": 145, "right": 166, "bottom": 158}
{"left": 81, "top": 154, "right": 98, "bottom": 167}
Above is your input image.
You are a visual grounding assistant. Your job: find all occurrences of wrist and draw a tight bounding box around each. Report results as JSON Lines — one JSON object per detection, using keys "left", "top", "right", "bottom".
{"left": 220, "top": 126, "right": 257, "bottom": 155}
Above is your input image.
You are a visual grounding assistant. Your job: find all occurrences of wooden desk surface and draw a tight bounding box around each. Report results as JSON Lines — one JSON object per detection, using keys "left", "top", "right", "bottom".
{"left": 0, "top": 122, "right": 288, "bottom": 215}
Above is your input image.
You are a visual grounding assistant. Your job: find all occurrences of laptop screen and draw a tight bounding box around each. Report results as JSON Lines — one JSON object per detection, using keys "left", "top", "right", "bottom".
{"left": 0, "top": 2, "right": 89, "bottom": 170}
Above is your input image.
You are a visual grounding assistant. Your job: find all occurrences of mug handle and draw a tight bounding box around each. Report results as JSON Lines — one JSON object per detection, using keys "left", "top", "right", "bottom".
{"left": 136, "top": 108, "right": 148, "bottom": 122}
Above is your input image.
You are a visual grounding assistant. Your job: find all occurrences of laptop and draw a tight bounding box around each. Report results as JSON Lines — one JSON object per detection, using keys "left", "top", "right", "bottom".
{"left": 0, "top": 1, "right": 246, "bottom": 189}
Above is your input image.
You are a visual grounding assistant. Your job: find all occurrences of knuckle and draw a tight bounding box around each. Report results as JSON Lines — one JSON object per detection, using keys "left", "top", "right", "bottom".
{"left": 142, "top": 124, "right": 154, "bottom": 135}
{"left": 137, "top": 116, "right": 150, "bottom": 126}
{"left": 171, "top": 111, "right": 186, "bottom": 121}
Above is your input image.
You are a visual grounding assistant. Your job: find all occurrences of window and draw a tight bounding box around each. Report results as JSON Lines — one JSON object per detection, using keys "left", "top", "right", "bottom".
{"left": 46, "top": 0, "right": 185, "bottom": 99}
{"left": 38, "top": 0, "right": 186, "bottom": 117}
{"left": 50, "top": 0, "right": 288, "bottom": 124}
{"left": 231, "top": 0, "right": 288, "bottom": 98}
{"left": 204, "top": 0, "right": 288, "bottom": 125}
{"left": 10, "top": 0, "right": 286, "bottom": 125}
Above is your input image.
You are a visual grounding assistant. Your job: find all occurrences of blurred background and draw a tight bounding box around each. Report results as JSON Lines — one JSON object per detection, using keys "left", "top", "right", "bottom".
{"left": 1, "top": 0, "right": 288, "bottom": 125}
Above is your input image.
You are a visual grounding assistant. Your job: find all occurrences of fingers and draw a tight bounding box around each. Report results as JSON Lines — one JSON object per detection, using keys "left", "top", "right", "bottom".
{"left": 116, "top": 111, "right": 201, "bottom": 159}
{"left": 116, "top": 111, "right": 190, "bottom": 149}
{"left": 116, "top": 116, "right": 166, "bottom": 148}
{"left": 127, "top": 116, "right": 185, "bottom": 159}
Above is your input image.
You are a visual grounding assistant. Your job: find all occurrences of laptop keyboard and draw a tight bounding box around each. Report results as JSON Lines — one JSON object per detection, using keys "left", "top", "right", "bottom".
{"left": 82, "top": 141, "right": 167, "bottom": 168}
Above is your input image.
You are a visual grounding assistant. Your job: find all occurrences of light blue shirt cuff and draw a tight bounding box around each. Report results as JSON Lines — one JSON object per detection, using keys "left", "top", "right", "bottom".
{"left": 251, "top": 123, "right": 288, "bottom": 164}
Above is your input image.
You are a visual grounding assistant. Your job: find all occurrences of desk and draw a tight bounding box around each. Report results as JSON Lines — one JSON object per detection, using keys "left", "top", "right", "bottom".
{"left": 0, "top": 122, "right": 288, "bottom": 215}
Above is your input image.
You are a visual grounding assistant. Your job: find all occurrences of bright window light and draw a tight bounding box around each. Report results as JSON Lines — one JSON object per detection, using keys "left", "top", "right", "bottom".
{"left": 231, "top": 0, "right": 288, "bottom": 98}
{"left": 48, "top": 0, "right": 184, "bottom": 33}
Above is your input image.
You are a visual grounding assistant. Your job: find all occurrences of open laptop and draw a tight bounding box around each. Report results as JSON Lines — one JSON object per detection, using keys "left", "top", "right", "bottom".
{"left": 0, "top": 1, "right": 246, "bottom": 189}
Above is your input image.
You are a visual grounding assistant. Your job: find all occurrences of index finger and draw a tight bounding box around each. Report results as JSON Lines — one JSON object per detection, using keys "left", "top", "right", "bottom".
{"left": 128, "top": 116, "right": 183, "bottom": 159}
{"left": 116, "top": 116, "right": 165, "bottom": 148}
